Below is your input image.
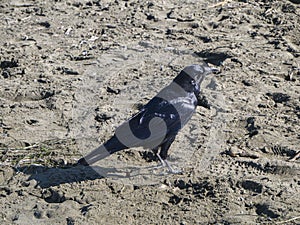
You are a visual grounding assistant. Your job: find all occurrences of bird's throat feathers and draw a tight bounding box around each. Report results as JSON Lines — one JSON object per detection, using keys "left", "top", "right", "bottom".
{"left": 173, "top": 71, "right": 200, "bottom": 94}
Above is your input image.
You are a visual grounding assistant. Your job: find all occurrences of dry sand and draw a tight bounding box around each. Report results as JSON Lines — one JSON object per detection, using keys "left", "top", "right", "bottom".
{"left": 0, "top": 0, "right": 300, "bottom": 224}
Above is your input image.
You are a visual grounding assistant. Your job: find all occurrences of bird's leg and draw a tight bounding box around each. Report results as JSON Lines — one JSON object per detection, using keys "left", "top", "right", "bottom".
{"left": 152, "top": 147, "right": 159, "bottom": 155}
{"left": 151, "top": 148, "right": 164, "bottom": 169}
{"left": 156, "top": 153, "right": 166, "bottom": 167}
{"left": 159, "top": 135, "right": 175, "bottom": 159}
{"left": 157, "top": 135, "right": 182, "bottom": 174}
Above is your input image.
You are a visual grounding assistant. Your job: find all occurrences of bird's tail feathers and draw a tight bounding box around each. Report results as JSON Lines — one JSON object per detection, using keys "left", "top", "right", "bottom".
{"left": 78, "top": 135, "right": 128, "bottom": 165}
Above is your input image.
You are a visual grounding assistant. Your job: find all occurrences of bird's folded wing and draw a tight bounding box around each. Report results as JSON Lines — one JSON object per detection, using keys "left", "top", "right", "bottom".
{"left": 114, "top": 97, "right": 181, "bottom": 149}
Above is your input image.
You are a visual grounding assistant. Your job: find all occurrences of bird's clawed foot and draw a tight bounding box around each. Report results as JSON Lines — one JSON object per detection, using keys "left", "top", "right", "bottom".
{"left": 156, "top": 153, "right": 182, "bottom": 174}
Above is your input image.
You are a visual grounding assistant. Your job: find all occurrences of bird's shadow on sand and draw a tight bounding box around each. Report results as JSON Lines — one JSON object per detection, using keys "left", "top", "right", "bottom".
{"left": 18, "top": 163, "right": 166, "bottom": 188}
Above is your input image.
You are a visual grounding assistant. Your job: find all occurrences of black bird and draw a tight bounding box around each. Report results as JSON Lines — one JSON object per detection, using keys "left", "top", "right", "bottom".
{"left": 77, "top": 63, "right": 215, "bottom": 173}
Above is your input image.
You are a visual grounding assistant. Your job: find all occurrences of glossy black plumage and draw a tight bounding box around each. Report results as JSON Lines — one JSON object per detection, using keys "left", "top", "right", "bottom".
{"left": 77, "top": 63, "right": 214, "bottom": 172}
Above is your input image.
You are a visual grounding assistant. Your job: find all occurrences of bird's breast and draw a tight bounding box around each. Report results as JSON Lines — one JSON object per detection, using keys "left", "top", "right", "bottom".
{"left": 169, "top": 94, "right": 197, "bottom": 110}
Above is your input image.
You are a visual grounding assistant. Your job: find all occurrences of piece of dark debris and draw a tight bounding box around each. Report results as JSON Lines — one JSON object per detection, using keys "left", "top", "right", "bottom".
{"left": 2, "top": 70, "right": 10, "bottom": 78}
{"left": 60, "top": 67, "right": 79, "bottom": 75}
{"left": 95, "top": 113, "right": 112, "bottom": 123}
{"left": 266, "top": 92, "right": 290, "bottom": 104}
{"left": 0, "top": 59, "right": 19, "bottom": 69}
{"left": 245, "top": 117, "right": 260, "bottom": 138}
{"left": 242, "top": 80, "right": 253, "bottom": 86}
{"left": 106, "top": 86, "right": 120, "bottom": 94}
{"left": 72, "top": 55, "right": 95, "bottom": 61}
{"left": 38, "top": 21, "right": 51, "bottom": 28}
{"left": 197, "top": 94, "right": 210, "bottom": 109}
{"left": 285, "top": 66, "right": 299, "bottom": 81}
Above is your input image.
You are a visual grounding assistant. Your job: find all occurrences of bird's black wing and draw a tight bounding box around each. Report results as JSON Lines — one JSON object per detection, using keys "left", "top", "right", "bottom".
{"left": 114, "top": 96, "right": 182, "bottom": 149}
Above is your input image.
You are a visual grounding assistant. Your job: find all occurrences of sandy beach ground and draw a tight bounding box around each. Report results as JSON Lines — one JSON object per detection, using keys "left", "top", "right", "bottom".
{"left": 0, "top": 0, "right": 299, "bottom": 224}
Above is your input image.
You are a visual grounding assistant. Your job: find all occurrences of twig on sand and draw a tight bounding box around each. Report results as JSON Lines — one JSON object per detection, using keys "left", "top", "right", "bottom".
{"left": 275, "top": 216, "right": 300, "bottom": 224}
{"left": 288, "top": 151, "right": 300, "bottom": 162}
{"left": 209, "top": 0, "right": 233, "bottom": 8}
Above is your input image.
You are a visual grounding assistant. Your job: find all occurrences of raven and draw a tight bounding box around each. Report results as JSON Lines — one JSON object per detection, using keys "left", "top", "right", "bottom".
{"left": 77, "top": 63, "right": 215, "bottom": 173}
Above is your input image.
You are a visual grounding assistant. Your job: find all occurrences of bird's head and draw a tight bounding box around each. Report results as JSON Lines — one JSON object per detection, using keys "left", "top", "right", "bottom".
{"left": 182, "top": 63, "right": 216, "bottom": 84}
{"left": 173, "top": 63, "right": 216, "bottom": 94}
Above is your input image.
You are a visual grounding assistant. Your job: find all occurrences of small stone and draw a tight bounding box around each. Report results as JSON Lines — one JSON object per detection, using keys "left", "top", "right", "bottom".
{"left": 228, "top": 146, "right": 242, "bottom": 157}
